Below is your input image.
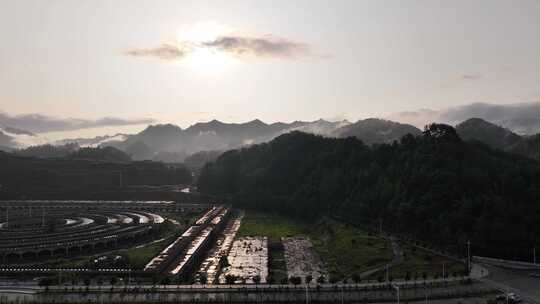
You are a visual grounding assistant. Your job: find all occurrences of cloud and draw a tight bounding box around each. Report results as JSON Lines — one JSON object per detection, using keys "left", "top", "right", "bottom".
{"left": 0, "top": 112, "right": 155, "bottom": 133}
{"left": 124, "top": 34, "right": 313, "bottom": 61}
{"left": 438, "top": 102, "right": 540, "bottom": 134}
{"left": 387, "top": 102, "right": 540, "bottom": 135}
{"left": 461, "top": 74, "right": 483, "bottom": 80}
{"left": 123, "top": 43, "right": 192, "bottom": 61}
{"left": 385, "top": 109, "right": 440, "bottom": 128}
{"left": 201, "top": 35, "right": 310, "bottom": 59}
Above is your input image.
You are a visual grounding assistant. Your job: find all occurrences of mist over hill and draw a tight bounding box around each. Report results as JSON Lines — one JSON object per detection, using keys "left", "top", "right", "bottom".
{"left": 3, "top": 112, "right": 540, "bottom": 164}
{"left": 333, "top": 118, "right": 422, "bottom": 144}
{"left": 105, "top": 119, "right": 351, "bottom": 161}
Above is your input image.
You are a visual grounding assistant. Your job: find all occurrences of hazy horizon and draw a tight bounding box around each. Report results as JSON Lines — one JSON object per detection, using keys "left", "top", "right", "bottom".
{"left": 3, "top": 0, "right": 540, "bottom": 136}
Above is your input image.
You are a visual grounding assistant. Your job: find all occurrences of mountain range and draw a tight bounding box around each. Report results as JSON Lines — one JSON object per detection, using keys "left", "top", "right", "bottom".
{"left": 104, "top": 119, "right": 353, "bottom": 161}
{"left": 3, "top": 116, "right": 540, "bottom": 163}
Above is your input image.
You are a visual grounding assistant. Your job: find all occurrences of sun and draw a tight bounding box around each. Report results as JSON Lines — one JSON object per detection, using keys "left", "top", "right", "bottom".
{"left": 176, "top": 22, "right": 237, "bottom": 74}
{"left": 183, "top": 48, "right": 235, "bottom": 75}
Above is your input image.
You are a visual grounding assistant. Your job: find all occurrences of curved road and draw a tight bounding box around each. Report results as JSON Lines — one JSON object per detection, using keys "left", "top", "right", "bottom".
{"left": 477, "top": 264, "right": 540, "bottom": 304}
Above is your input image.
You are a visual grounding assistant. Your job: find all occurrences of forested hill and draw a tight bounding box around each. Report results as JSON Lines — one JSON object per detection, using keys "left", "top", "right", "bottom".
{"left": 198, "top": 124, "right": 540, "bottom": 260}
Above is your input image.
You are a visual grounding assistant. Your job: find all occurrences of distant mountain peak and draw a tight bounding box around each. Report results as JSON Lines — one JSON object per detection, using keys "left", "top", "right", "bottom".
{"left": 455, "top": 117, "right": 522, "bottom": 150}
{"left": 247, "top": 119, "right": 267, "bottom": 126}
{"left": 333, "top": 118, "right": 421, "bottom": 144}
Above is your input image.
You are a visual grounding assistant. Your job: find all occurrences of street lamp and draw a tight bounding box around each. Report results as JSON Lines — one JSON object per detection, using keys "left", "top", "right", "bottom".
{"left": 392, "top": 283, "right": 400, "bottom": 304}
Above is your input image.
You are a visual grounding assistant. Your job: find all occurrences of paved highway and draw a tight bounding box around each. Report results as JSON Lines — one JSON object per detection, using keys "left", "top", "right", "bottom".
{"left": 479, "top": 264, "right": 540, "bottom": 304}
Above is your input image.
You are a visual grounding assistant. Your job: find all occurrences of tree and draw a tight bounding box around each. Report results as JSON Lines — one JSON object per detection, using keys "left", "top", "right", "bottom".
{"left": 351, "top": 274, "right": 361, "bottom": 284}
{"left": 253, "top": 275, "right": 261, "bottom": 284}
{"left": 317, "top": 275, "right": 326, "bottom": 284}
{"left": 289, "top": 276, "right": 302, "bottom": 285}
{"left": 198, "top": 130, "right": 540, "bottom": 261}
{"left": 38, "top": 278, "right": 53, "bottom": 291}
{"left": 96, "top": 277, "right": 103, "bottom": 290}
{"left": 225, "top": 274, "right": 237, "bottom": 285}
{"left": 423, "top": 123, "right": 461, "bottom": 142}
{"left": 199, "top": 274, "right": 207, "bottom": 284}
{"left": 405, "top": 271, "right": 411, "bottom": 282}
{"left": 305, "top": 275, "right": 313, "bottom": 284}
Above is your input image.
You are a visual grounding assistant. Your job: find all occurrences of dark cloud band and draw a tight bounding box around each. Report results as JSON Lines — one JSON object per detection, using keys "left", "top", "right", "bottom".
{"left": 124, "top": 34, "right": 312, "bottom": 61}
{"left": 123, "top": 43, "right": 191, "bottom": 61}
{"left": 201, "top": 35, "right": 310, "bottom": 58}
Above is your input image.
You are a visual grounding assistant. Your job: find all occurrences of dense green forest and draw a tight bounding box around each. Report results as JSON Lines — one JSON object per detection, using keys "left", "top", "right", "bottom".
{"left": 198, "top": 124, "right": 540, "bottom": 261}
{"left": 0, "top": 151, "right": 192, "bottom": 199}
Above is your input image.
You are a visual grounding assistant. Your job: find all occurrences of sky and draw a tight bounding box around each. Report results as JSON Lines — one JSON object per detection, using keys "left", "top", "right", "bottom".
{"left": 1, "top": 0, "right": 540, "bottom": 135}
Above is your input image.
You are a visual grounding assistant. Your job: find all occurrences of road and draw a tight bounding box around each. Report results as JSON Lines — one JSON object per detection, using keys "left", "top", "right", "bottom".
{"left": 478, "top": 264, "right": 540, "bottom": 304}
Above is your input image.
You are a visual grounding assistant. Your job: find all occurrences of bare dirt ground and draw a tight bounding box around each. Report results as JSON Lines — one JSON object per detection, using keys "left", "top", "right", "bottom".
{"left": 282, "top": 236, "right": 326, "bottom": 282}
{"left": 219, "top": 236, "right": 268, "bottom": 284}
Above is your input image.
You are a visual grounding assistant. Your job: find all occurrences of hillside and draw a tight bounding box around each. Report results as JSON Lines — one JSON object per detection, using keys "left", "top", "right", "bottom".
{"left": 0, "top": 151, "right": 192, "bottom": 199}
{"left": 198, "top": 125, "right": 540, "bottom": 260}
{"left": 510, "top": 134, "right": 540, "bottom": 160}
{"left": 455, "top": 118, "right": 522, "bottom": 150}
{"left": 455, "top": 118, "right": 540, "bottom": 160}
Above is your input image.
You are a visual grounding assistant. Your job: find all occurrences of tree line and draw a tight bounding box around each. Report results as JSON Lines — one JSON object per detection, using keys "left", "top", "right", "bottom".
{"left": 197, "top": 124, "right": 540, "bottom": 261}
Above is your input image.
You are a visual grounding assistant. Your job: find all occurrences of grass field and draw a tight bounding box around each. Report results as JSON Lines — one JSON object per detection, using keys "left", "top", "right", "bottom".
{"left": 236, "top": 212, "right": 306, "bottom": 242}
{"left": 119, "top": 239, "right": 171, "bottom": 269}
{"left": 368, "top": 244, "right": 467, "bottom": 281}
{"left": 310, "top": 221, "right": 392, "bottom": 281}
{"left": 237, "top": 211, "right": 393, "bottom": 281}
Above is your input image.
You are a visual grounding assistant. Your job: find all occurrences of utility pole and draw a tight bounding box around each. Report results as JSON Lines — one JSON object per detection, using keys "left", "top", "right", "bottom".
{"left": 392, "top": 284, "right": 400, "bottom": 304}
{"left": 305, "top": 283, "right": 309, "bottom": 304}
{"left": 442, "top": 262, "right": 445, "bottom": 280}
{"left": 467, "top": 241, "right": 471, "bottom": 274}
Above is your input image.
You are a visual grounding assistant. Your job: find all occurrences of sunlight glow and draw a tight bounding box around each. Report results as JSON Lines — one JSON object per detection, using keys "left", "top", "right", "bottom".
{"left": 176, "top": 22, "right": 237, "bottom": 74}
{"left": 183, "top": 47, "right": 236, "bottom": 75}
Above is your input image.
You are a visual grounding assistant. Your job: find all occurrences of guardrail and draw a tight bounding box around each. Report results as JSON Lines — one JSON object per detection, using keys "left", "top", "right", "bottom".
{"left": 474, "top": 255, "right": 540, "bottom": 270}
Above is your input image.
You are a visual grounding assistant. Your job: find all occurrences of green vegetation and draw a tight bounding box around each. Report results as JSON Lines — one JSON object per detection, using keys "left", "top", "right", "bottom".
{"left": 118, "top": 215, "right": 195, "bottom": 269}
{"left": 310, "top": 221, "right": 392, "bottom": 280}
{"left": 199, "top": 124, "right": 540, "bottom": 260}
{"left": 237, "top": 211, "right": 306, "bottom": 242}
{"left": 0, "top": 150, "right": 193, "bottom": 198}
{"left": 370, "top": 245, "right": 466, "bottom": 281}
{"left": 120, "top": 239, "right": 170, "bottom": 269}
{"left": 238, "top": 211, "right": 392, "bottom": 281}
{"left": 46, "top": 213, "right": 197, "bottom": 270}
